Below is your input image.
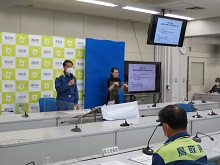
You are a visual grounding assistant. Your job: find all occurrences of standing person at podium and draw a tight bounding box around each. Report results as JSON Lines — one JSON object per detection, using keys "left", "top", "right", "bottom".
{"left": 55, "top": 60, "right": 80, "bottom": 110}
{"left": 152, "top": 105, "right": 207, "bottom": 165}
{"left": 106, "top": 67, "right": 128, "bottom": 104}
{"left": 206, "top": 77, "right": 220, "bottom": 94}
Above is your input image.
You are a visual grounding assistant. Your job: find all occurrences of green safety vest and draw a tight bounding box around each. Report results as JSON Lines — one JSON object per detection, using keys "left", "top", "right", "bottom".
{"left": 154, "top": 136, "right": 206, "bottom": 164}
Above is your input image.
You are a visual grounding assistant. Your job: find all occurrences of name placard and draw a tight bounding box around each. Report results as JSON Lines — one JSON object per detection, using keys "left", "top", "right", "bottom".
{"left": 102, "top": 146, "right": 119, "bottom": 156}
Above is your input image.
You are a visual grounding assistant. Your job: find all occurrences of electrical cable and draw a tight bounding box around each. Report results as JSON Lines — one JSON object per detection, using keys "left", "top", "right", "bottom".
{"left": 130, "top": 16, "right": 151, "bottom": 62}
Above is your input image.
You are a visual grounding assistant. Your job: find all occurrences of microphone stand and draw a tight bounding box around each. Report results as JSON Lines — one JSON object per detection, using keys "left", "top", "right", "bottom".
{"left": 192, "top": 111, "right": 202, "bottom": 118}
{"left": 143, "top": 123, "right": 162, "bottom": 155}
{"left": 61, "top": 121, "right": 82, "bottom": 132}
{"left": 152, "top": 103, "right": 157, "bottom": 107}
{"left": 61, "top": 108, "right": 94, "bottom": 132}
{"left": 120, "top": 119, "right": 130, "bottom": 127}
{"left": 192, "top": 133, "right": 201, "bottom": 142}
{"left": 19, "top": 105, "right": 29, "bottom": 118}
{"left": 107, "top": 118, "right": 130, "bottom": 127}
{"left": 192, "top": 132, "right": 214, "bottom": 142}
{"left": 201, "top": 97, "right": 211, "bottom": 103}
{"left": 25, "top": 161, "right": 35, "bottom": 165}
{"left": 208, "top": 110, "right": 218, "bottom": 116}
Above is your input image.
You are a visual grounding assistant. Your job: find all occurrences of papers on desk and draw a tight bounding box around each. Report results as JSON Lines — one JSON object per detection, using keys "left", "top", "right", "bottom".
{"left": 128, "top": 154, "right": 152, "bottom": 165}
{"left": 100, "top": 160, "right": 129, "bottom": 165}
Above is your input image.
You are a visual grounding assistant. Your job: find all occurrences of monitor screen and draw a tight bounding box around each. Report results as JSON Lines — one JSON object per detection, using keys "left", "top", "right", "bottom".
{"left": 124, "top": 61, "right": 161, "bottom": 93}
{"left": 147, "top": 15, "right": 188, "bottom": 47}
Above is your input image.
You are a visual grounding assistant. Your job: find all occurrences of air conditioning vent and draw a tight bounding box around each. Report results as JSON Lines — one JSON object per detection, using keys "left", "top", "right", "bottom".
{"left": 186, "top": 7, "right": 205, "bottom": 10}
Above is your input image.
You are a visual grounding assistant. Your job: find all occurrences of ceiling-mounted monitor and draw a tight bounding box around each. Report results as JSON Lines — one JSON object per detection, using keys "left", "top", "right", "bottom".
{"left": 147, "top": 14, "right": 188, "bottom": 47}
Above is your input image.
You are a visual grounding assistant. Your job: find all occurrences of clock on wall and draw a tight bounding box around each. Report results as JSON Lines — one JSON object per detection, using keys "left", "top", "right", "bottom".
{"left": 179, "top": 43, "right": 187, "bottom": 54}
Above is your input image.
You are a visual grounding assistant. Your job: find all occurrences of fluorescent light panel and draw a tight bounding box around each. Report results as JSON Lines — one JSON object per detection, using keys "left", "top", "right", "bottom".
{"left": 165, "top": 13, "right": 195, "bottom": 20}
{"left": 75, "top": 0, "right": 118, "bottom": 7}
{"left": 122, "top": 6, "right": 159, "bottom": 14}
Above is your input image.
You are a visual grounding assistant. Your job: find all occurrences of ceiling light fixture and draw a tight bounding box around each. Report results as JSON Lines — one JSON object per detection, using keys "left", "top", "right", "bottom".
{"left": 122, "top": 6, "right": 159, "bottom": 14}
{"left": 165, "top": 13, "right": 195, "bottom": 20}
{"left": 75, "top": 0, "right": 118, "bottom": 7}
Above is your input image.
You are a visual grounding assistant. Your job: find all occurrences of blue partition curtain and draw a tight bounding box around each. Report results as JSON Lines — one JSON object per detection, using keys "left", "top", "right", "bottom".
{"left": 84, "top": 38, "right": 125, "bottom": 108}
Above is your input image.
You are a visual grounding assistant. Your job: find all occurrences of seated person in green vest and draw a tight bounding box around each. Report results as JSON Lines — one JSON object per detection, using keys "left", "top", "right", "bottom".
{"left": 206, "top": 77, "right": 220, "bottom": 94}
{"left": 106, "top": 67, "right": 128, "bottom": 104}
{"left": 55, "top": 60, "right": 80, "bottom": 110}
{"left": 152, "top": 105, "right": 207, "bottom": 165}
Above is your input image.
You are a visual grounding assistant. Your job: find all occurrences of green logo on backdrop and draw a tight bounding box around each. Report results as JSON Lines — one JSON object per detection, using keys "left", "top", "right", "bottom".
{"left": 65, "top": 38, "right": 75, "bottom": 48}
{"left": 0, "top": 56, "right": 2, "bottom": 68}
{"left": 41, "top": 80, "right": 53, "bottom": 91}
{"left": 53, "top": 69, "right": 63, "bottom": 79}
{"left": 0, "top": 105, "right": 2, "bottom": 115}
{"left": 2, "top": 92, "right": 15, "bottom": 104}
{"left": 16, "top": 57, "right": 29, "bottom": 68}
{"left": 29, "top": 46, "right": 41, "bottom": 57}
{"left": 75, "top": 49, "right": 85, "bottom": 59}
{"left": 75, "top": 70, "right": 84, "bottom": 80}
{"left": 16, "top": 34, "right": 29, "bottom": 45}
{"left": 16, "top": 103, "right": 28, "bottom": 114}
{"left": 2, "top": 44, "right": 16, "bottom": 56}
{"left": 78, "top": 90, "right": 83, "bottom": 100}
{"left": 2, "top": 68, "right": 15, "bottom": 80}
{"left": 42, "top": 36, "right": 53, "bottom": 47}
{"left": 29, "top": 92, "right": 40, "bottom": 103}
{"left": 42, "top": 58, "right": 53, "bottom": 69}
{"left": 16, "top": 80, "right": 29, "bottom": 92}
{"left": 29, "top": 69, "right": 41, "bottom": 80}
{"left": 53, "top": 48, "right": 64, "bottom": 58}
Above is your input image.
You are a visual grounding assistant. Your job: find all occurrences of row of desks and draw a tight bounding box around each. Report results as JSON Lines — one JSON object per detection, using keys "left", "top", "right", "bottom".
{"left": 1, "top": 109, "right": 220, "bottom": 165}
{"left": 194, "top": 93, "right": 220, "bottom": 103}
{"left": 138, "top": 100, "right": 220, "bottom": 116}
{"left": 54, "top": 131, "right": 220, "bottom": 165}
{"left": 0, "top": 100, "right": 219, "bottom": 132}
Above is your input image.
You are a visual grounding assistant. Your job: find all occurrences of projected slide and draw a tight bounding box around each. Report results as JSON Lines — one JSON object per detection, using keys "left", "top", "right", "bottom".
{"left": 154, "top": 17, "right": 182, "bottom": 45}
{"left": 128, "top": 64, "right": 156, "bottom": 92}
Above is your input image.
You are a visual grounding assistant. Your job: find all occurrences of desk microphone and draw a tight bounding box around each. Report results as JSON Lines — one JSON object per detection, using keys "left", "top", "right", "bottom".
{"left": 143, "top": 123, "right": 162, "bottom": 155}
{"left": 61, "top": 120, "right": 82, "bottom": 132}
{"left": 152, "top": 103, "right": 157, "bottom": 107}
{"left": 120, "top": 119, "right": 130, "bottom": 127}
{"left": 208, "top": 109, "right": 218, "bottom": 116}
{"left": 25, "top": 161, "right": 35, "bottom": 165}
{"left": 107, "top": 118, "right": 130, "bottom": 127}
{"left": 201, "top": 97, "right": 211, "bottom": 103}
{"left": 19, "top": 105, "right": 29, "bottom": 118}
{"left": 192, "top": 132, "right": 214, "bottom": 142}
{"left": 192, "top": 111, "right": 202, "bottom": 118}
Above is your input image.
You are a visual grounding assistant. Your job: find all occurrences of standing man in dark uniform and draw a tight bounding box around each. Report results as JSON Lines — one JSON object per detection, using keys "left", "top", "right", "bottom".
{"left": 55, "top": 60, "right": 80, "bottom": 110}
